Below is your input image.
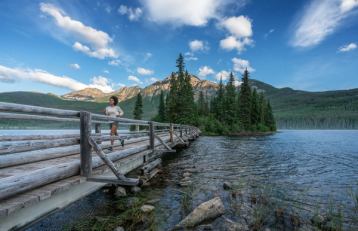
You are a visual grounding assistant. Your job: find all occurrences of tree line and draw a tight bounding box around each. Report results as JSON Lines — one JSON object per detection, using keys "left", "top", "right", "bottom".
{"left": 136, "top": 53, "right": 276, "bottom": 135}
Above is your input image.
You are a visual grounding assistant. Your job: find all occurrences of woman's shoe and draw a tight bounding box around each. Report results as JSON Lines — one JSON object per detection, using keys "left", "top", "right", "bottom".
{"left": 108, "top": 146, "right": 113, "bottom": 151}
{"left": 120, "top": 139, "right": 125, "bottom": 147}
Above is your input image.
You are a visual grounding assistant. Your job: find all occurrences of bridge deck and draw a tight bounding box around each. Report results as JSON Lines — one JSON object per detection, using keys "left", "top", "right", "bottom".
{"left": 0, "top": 102, "right": 199, "bottom": 230}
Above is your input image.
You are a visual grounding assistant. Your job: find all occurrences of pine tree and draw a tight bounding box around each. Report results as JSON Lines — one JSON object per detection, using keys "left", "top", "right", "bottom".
{"left": 264, "top": 100, "right": 276, "bottom": 131}
{"left": 213, "top": 77, "right": 225, "bottom": 122}
{"left": 133, "top": 93, "right": 143, "bottom": 120}
{"left": 224, "top": 72, "right": 237, "bottom": 126}
{"left": 250, "top": 88, "right": 260, "bottom": 128}
{"left": 238, "top": 69, "right": 252, "bottom": 130}
{"left": 132, "top": 93, "right": 143, "bottom": 131}
{"left": 157, "top": 90, "right": 166, "bottom": 122}
{"left": 167, "top": 72, "right": 178, "bottom": 122}
{"left": 258, "top": 92, "right": 266, "bottom": 125}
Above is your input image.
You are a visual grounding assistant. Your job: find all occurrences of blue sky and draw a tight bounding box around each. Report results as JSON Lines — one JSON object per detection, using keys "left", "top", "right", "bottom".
{"left": 0, "top": 0, "right": 357, "bottom": 95}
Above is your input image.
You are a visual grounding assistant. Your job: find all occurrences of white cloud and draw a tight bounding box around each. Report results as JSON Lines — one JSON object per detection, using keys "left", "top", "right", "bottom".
{"left": 232, "top": 57, "right": 255, "bottom": 74}
{"left": 103, "top": 70, "right": 109, "bottom": 74}
{"left": 69, "top": 63, "right": 80, "bottom": 70}
{"left": 118, "top": 5, "right": 143, "bottom": 21}
{"left": 146, "top": 77, "right": 159, "bottom": 84}
{"left": 40, "top": 3, "right": 118, "bottom": 59}
{"left": 189, "top": 40, "right": 208, "bottom": 52}
{"left": 137, "top": 67, "right": 154, "bottom": 75}
{"left": 198, "top": 66, "right": 215, "bottom": 78}
{"left": 339, "top": 42, "right": 357, "bottom": 52}
{"left": 88, "top": 76, "right": 114, "bottom": 93}
{"left": 108, "top": 59, "right": 121, "bottom": 66}
{"left": 0, "top": 64, "right": 117, "bottom": 92}
{"left": 184, "top": 52, "right": 198, "bottom": 61}
{"left": 128, "top": 75, "right": 143, "bottom": 84}
{"left": 215, "top": 70, "right": 230, "bottom": 81}
{"left": 0, "top": 64, "right": 86, "bottom": 91}
{"left": 72, "top": 42, "right": 117, "bottom": 59}
{"left": 220, "top": 36, "right": 253, "bottom": 53}
{"left": 341, "top": 0, "right": 358, "bottom": 13}
{"left": 220, "top": 16, "right": 252, "bottom": 38}
{"left": 141, "top": 0, "right": 227, "bottom": 26}
{"left": 219, "top": 15, "right": 254, "bottom": 53}
{"left": 291, "top": 0, "right": 358, "bottom": 48}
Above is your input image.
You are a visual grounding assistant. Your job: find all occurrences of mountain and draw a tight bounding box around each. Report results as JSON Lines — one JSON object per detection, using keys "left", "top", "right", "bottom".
{"left": 1, "top": 78, "right": 358, "bottom": 129}
{"left": 62, "top": 75, "right": 218, "bottom": 102}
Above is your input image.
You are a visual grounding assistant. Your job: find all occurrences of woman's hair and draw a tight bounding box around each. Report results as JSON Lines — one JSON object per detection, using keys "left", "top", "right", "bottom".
{"left": 110, "top": 95, "right": 119, "bottom": 105}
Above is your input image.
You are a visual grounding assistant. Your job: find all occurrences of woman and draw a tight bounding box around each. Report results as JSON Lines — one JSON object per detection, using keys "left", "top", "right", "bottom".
{"left": 105, "top": 96, "right": 124, "bottom": 150}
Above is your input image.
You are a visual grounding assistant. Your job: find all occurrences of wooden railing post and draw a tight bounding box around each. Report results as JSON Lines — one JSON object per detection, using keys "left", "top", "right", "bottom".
{"left": 80, "top": 111, "right": 92, "bottom": 177}
{"left": 180, "top": 125, "right": 183, "bottom": 138}
{"left": 149, "top": 121, "right": 155, "bottom": 150}
{"left": 95, "top": 123, "right": 101, "bottom": 144}
{"left": 169, "top": 123, "right": 174, "bottom": 143}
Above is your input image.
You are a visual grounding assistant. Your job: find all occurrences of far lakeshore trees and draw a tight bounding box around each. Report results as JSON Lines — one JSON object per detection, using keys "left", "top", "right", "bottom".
{"left": 154, "top": 53, "right": 276, "bottom": 135}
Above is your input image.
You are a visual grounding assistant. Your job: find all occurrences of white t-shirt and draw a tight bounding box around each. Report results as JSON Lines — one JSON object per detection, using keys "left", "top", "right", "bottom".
{"left": 105, "top": 106, "right": 124, "bottom": 117}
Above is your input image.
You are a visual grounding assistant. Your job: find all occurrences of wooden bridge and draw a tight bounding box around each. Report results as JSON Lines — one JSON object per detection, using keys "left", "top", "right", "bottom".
{"left": 0, "top": 102, "right": 200, "bottom": 230}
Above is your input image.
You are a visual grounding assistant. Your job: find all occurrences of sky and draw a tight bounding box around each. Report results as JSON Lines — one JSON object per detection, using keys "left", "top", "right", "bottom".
{"left": 0, "top": 0, "right": 358, "bottom": 95}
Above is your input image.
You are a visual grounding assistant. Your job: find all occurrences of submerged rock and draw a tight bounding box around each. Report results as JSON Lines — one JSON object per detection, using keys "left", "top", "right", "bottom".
{"left": 174, "top": 197, "right": 225, "bottom": 228}
{"left": 223, "top": 182, "right": 232, "bottom": 190}
{"left": 224, "top": 217, "right": 249, "bottom": 231}
{"left": 147, "top": 198, "right": 160, "bottom": 204}
{"left": 114, "top": 186, "right": 127, "bottom": 197}
{"left": 183, "top": 172, "right": 192, "bottom": 177}
{"left": 114, "top": 226, "right": 125, "bottom": 231}
{"left": 130, "top": 186, "right": 141, "bottom": 194}
{"left": 140, "top": 204, "right": 155, "bottom": 213}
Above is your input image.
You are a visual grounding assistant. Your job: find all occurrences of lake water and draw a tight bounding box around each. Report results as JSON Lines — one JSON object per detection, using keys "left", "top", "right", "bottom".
{"left": 21, "top": 130, "right": 358, "bottom": 230}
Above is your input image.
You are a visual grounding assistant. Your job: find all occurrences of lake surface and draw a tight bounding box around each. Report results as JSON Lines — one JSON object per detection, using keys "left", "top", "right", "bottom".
{"left": 23, "top": 130, "right": 358, "bottom": 230}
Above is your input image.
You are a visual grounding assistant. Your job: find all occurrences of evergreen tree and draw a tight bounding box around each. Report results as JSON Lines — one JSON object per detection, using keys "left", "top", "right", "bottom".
{"left": 258, "top": 92, "right": 266, "bottom": 125}
{"left": 157, "top": 90, "right": 166, "bottom": 122}
{"left": 224, "top": 72, "right": 237, "bottom": 126}
{"left": 250, "top": 88, "right": 260, "bottom": 128}
{"left": 167, "top": 72, "right": 178, "bottom": 122}
{"left": 264, "top": 100, "right": 276, "bottom": 131}
{"left": 238, "top": 69, "right": 252, "bottom": 130}
{"left": 132, "top": 93, "right": 143, "bottom": 131}
{"left": 166, "top": 54, "right": 196, "bottom": 125}
{"left": 213, "top": 77, "right": 225, "bottom": 122}
{"left": 133, "top": 93, "right": 143, "bottom": 120}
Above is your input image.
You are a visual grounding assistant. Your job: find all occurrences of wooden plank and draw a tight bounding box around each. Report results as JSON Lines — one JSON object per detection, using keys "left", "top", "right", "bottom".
{"left": 0, "top": 112, "right": 80, "bottom": 123}
{"left": 0, "top": 134, "right": 79, "bottom": 142}
{"left": 149, "top": 122, "right": 155, "bottom": 150}
{"left": 87, "top": 176, "right": 140, "bottom": 186}
{"left": 80, "top": 111, "right": 92, "bottom": 177}
{"left": 0, "top": 102, "right": 79, "bottom": 117}
{"left": 141, "top": 158, "right": 161, "bottom": 175}
{"left": 0, "top": 138, "right": 79, "bottom": 155}
{"left": 154, "top": 134, "right": 173, "bottom": 151}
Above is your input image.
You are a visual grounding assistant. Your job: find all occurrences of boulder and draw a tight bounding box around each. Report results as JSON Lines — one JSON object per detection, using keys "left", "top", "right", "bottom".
{"left": 224, "top": 217, "right": 249, "bottom": 231}
{"left": 223, "top": 182, "right": 232, "bottom": 190}
{"left": 114, "top": 226, "right": 125, "bottom": 231}
{"left": 174, "top": 197, "right": 225, "bottom": 228}
{"left": 140, "top": 204, "right": 155, "bottom": 213}
{"left": 114, "top": 186, "right": 126, "bottom": 197}
{"left": 130, "top": 186, "right": 141, "bottom": 194}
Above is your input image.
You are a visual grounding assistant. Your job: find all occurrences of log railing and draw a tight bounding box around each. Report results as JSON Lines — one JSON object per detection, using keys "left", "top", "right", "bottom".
{"left": 0, "top": 102, "right": 199, "bottom": 200}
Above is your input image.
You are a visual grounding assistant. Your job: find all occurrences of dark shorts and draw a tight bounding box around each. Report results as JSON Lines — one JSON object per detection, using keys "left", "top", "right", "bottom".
{"left": 109, "top": 122, "right": 119, "bottom": 129}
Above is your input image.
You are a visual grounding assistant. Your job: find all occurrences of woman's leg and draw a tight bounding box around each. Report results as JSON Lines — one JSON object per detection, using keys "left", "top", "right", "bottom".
{"left": 111, "top": 124, "right": 117, "bottom": 146}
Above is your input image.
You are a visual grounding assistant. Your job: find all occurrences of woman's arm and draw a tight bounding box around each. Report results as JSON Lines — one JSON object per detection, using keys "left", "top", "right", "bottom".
{"left": 117, "top": 106, "right": 124, "bottom": 117}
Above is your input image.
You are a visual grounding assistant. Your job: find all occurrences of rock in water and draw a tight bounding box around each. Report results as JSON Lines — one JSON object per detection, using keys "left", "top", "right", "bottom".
{"left": 130, "top": 186, "right": 141, "bottom": 194}
{"left": 140, "top": 204, "right": 155, "bottom": 213}
{"left": 114, "top": 226, "right": 125, "bottom": 231}
{"left": 223, "top": 182, "right": 232, "bottom": 190}
{"left": 174, "top": 197, "right": 225, "bottom": 228}
{"left": 114, "top": 186, "right": 126, "bottom": 197}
